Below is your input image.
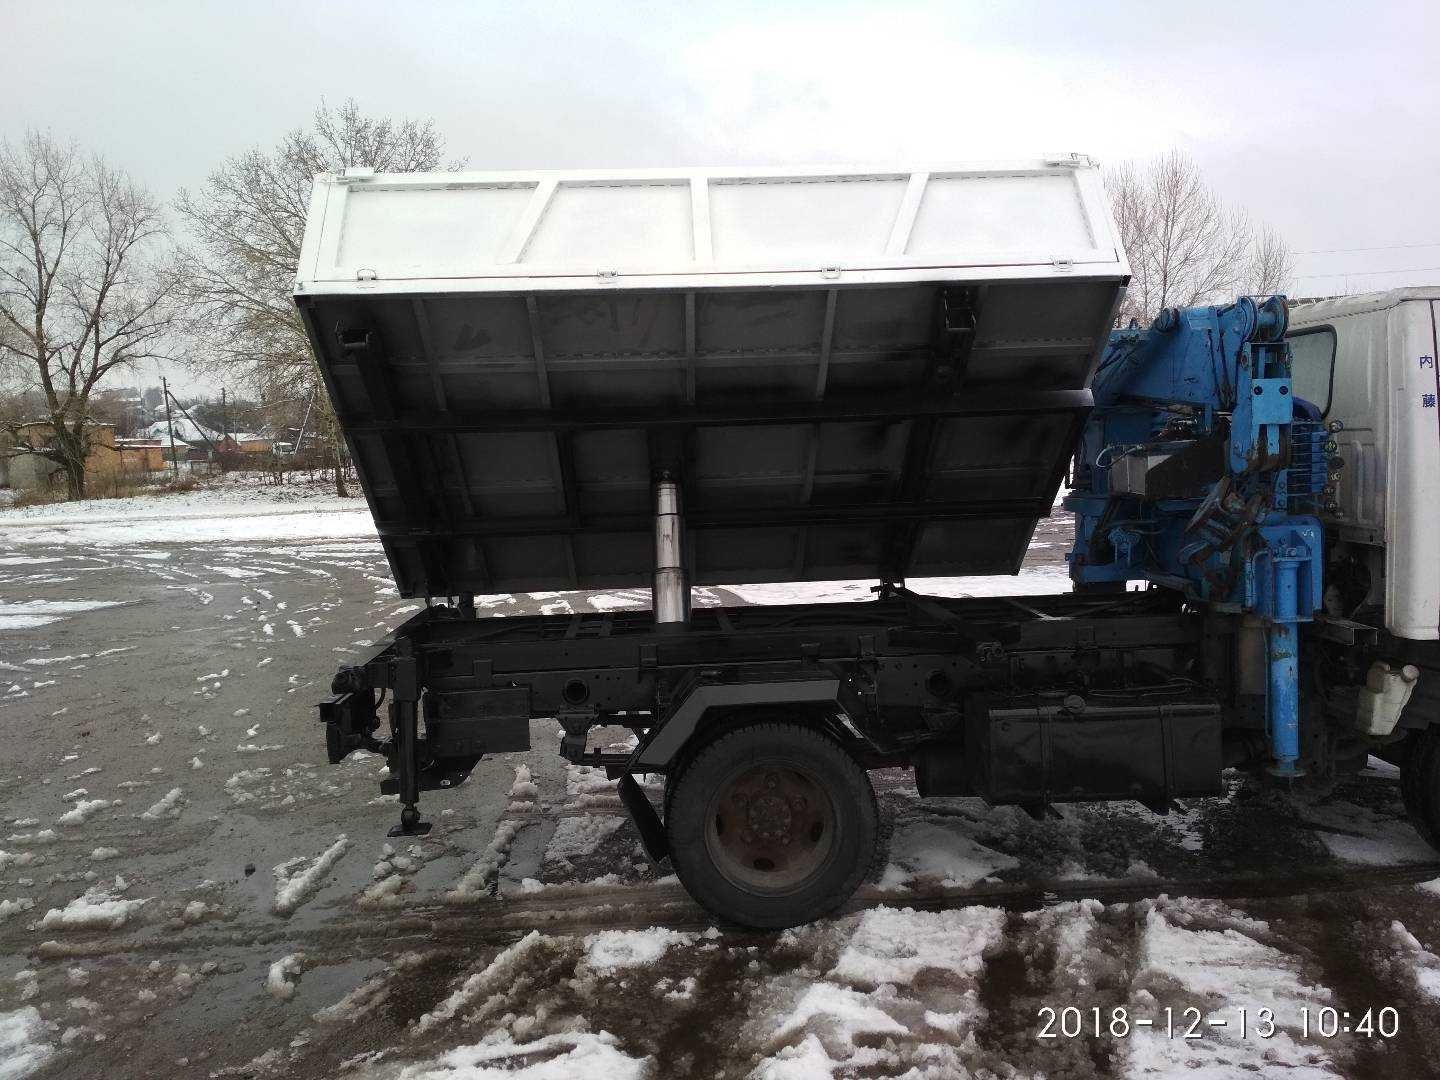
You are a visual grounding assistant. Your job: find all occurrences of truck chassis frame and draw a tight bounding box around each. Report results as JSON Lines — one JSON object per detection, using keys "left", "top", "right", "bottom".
{"left": 322, "top": 587, "right": 1230, "bottom": 847}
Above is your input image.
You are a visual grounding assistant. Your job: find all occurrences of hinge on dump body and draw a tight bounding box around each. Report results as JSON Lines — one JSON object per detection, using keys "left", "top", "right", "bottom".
{"left": 976, "top": 641, "right": 1007, "bottom": 665}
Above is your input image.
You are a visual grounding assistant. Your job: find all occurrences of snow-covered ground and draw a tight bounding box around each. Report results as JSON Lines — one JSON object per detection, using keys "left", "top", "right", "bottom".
{"left": 2, "top": 481, "right": 1440, "bottom": 1079}
{"left": 0, "top": 475, "right": 1077, "bottom": 603}
{"left": 0, "top": 477, "right": 375, "bottom": 548}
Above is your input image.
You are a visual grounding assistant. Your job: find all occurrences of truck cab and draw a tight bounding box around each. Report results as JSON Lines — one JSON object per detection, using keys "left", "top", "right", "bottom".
{"left": 1289, "top": 288, "right": 1440, "bottom": 643}
{"left": 1287, "top": 288, "right": 1440, "bottom": 842}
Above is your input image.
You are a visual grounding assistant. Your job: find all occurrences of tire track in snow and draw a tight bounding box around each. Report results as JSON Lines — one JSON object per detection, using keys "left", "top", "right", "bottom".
{"left": 1239, "top": 892, "right": 1440, "bottom": 1077}
{"left": 1122, "top": 897, "right": 1343, "bottom": 1078}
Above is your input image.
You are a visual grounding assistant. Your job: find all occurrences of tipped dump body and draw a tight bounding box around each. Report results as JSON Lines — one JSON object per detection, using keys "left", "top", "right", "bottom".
{"left": 294, "top": 162, "right": 1128, "bottom": 597}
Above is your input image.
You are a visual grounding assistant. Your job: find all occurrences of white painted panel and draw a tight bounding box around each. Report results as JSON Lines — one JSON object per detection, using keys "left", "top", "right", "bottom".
{"left": 298, "top": 161, "right": 1128, "bottom": 292}
{"left": 1386, "top": 301, "right": 1440, "bottom": 638}
{"left": 708, "top": 175, "right": 907, "bottom": 261}
{"left": 523, "top": 181, "right": 693, "bottom": 265}
{"left": 336, "top": 184, "right": 534, "bottom": 272}
{"left": 908, "top": 174, "right": 1093, "bottom": 254}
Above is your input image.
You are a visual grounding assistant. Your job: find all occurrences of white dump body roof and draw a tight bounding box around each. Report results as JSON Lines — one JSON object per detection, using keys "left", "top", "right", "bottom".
{"left": 295, "top": 159, "right": 1126, "bottom": 295}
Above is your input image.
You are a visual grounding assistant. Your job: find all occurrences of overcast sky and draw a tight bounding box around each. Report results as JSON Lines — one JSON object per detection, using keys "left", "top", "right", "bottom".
{"left": 5, "top": 0, "right": 1439, "bottom": 393}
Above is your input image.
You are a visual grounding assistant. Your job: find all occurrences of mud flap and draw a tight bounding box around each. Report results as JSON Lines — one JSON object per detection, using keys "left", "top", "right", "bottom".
{"left": 617, "top": 773, "right": 669, "bottom": 863}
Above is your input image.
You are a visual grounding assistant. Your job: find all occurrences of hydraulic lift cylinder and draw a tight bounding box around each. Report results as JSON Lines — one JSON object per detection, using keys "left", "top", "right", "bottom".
{"left": 653, "top": 476, "right": 690, "bottom": 629}
{"left": 1267, "top": 558, "right": 1302, "bottom": 777}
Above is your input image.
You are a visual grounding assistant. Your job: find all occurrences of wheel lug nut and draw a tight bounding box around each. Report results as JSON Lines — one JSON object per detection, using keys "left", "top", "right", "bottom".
{"left": 741, "top": 830, "right": 755, "bottom": 844}
{"left": 765, "top": 773, "right": 778, "bottom": 790}
{"left": 789, "top": 795, "right": 806, "bottom": 810}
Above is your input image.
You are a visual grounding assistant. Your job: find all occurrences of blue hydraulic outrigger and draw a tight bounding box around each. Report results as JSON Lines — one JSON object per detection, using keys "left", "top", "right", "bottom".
{"left": 1067, "top": 296, "right": 1339, "bottom": 776}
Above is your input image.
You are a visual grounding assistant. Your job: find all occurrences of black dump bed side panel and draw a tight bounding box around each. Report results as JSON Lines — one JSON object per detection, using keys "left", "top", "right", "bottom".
{"left": 300, "top": 279, "right": 1117, "bottom": 597}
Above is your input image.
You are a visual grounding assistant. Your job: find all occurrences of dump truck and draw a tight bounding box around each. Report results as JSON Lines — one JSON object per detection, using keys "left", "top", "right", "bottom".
{"left": 294, "top": 160, "right": 1440, "bottom": 928}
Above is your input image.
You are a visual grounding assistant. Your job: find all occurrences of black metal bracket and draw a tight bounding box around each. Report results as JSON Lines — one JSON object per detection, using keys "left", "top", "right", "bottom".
{"left": 617, "top": 773, "right": 668, "bottom": 863}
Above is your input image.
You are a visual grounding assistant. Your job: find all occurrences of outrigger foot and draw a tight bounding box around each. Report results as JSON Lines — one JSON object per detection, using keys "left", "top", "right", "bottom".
{"left": 389, "top": 804, "right": 432, "bottom": 837}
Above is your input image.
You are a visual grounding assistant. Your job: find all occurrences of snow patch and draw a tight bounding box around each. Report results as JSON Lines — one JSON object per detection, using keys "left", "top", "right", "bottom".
{"left": 509, "top": 764, "right": 539, "bottom": 804}
{"left": 139, "top": 787, "right": 184, "bottom": 821}
{"left": 1127, "top": 898, "right": 1340, "bottom": 1078}
{"left": 0, "top": 899, "right": 34, "bottom": 922}
{"left": 831, "top": 906, "right": 1006, "bottom": 988}
{"left": 358, "top": 875, "right": 406, "bottom": 909}
{"left": 584, "top": 928, "right": 694, "bottom": 973}
{"left": 1298, "top": 797, "right": 1437, "bottom": 865}
{"left": 57, "top": 799, "right": 113, "bottom": 827}
{"left": 878, "top": 820, "right": 1019, "bottom": 889}
{"left": 728, "top": 568, "right": 1072, "bottom": 607}
{"left": 0, "top": 1007, "right": 54, "bottom": 1079}
{"left": 1390, "top": 920, "right": 1440, "bottom": 1001}
{"left": 544, "top": 815, "right": 625, "bottom": 868}
{"left": 0, "top": 599, "right": 124, "bottom": 630}
{"left": 266, "top": 953, "right": 306, "bottom": 1001}
{"left": 312, "top": 974, "right": 389, "bottom": 1024}
{"left": 39, "top": 882, "right": 147, "bottom": 931}
{"left": 389, "top": 1030, "right": 645, "bottom": 1079}
{"left": 413, "top": 933, "right": 545, "bottom": 1035}
{"left": 447, "top": 821, "right": 521, "bottom": 901}
{"left": 767, "top": 981, "right": 908, "bottom": 1058}
{"left": 271, "top": 836, "right": 350, "bottom": 916}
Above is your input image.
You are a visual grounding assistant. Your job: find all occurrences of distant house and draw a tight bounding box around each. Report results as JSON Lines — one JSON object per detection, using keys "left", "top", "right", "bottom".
{"left": 141, "top": 417, "right": 220, "bottom": 446}
{"left": 2, "top": 421, "right": 163, "bottom": 492}
{"left": 219, "top": 432, "right": 274, "bottom": 456}
{"left": 113, "top": 438, "right": 168, "bottom": 472}
{"left": 154, "top": 437, "right": 189, "bottom": 463}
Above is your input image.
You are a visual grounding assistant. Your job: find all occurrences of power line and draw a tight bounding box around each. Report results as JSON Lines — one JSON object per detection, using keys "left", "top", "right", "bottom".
{"left": 1292, "top": 265, "right": 1440, "bottom": 280}
{"left": 1294, "top": 240, "right": 1440, "bottom": 255}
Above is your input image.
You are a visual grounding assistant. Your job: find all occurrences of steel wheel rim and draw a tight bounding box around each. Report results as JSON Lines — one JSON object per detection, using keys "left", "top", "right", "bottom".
{"left": 703, "top": 761, "right": 837, "bottom": 894}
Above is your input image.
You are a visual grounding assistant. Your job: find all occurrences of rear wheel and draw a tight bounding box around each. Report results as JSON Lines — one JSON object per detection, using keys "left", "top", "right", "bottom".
{"left": 1401, "top": 727, "right": 1440, "bottom": 850}
{"left": 665, "top": 722, "right": 877, "bottom": 929}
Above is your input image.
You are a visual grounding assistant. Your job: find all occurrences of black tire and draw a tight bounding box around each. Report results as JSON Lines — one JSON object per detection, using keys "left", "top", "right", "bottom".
{"left": 666, "top": 721, "right": 877, "bottom": 929}
{"left": 1402, "top": 727, "right": 1440, "bottom": 851}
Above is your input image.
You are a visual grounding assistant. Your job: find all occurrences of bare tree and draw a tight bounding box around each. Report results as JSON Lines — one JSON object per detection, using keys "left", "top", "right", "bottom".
{"left": 0, "top": 132, "right": 181, "bottom": 498}
{"left": 175, "top": 99, "right": 462, "bottom": 496}
{"left": 1107, "top": 151, "right": 1290, "bottom": 326}
{"left": 1243, "top": 223, "right": 1294, "bottom": 298}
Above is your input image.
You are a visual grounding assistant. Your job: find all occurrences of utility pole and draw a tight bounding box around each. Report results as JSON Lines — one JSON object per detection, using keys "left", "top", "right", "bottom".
{"left": 294, "top": 390, "right": 314, "bottom": 454}
{"left": 162, "top": 376, "right": 178, "bottom": 480}
{"left": 220, "top": 387, "right": 231, "bottom": 472}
